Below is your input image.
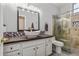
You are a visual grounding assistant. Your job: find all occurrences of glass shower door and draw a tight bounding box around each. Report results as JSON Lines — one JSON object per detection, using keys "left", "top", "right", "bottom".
{"left": 60, "top": 14, "right": 71, "bottom": 52}
{"left": 70, "top": 13, "right": 79, "bottom": 54}
{"left": 53, "top": 12, "right": 72, "bottom": 52}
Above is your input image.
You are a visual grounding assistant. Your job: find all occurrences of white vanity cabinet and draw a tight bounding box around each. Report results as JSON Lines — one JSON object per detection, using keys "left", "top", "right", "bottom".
{"left": 3, "top": 43, "right": 22, "bottom": 56}
{"left": 45, "top": 38, "right": 52, "bottom": 56}
{"left": 4, "top": 50, "right": 22, "bottom": 56}
{"left": 23, "top": 44, "right": 45, "bottom": 56}
{"left": 22, "top": 46, "right": 36, "bottom": 56}
{"left": 22, "top": 39, "right": 45, "bottom": 56}
{"left": 3, "top": 37, "right": 53, "bottom": 56}
{"left": 36, "top": 43, "right": 45, "bottom": 56}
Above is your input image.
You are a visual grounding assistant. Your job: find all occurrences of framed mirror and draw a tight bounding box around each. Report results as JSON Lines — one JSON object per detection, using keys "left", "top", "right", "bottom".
{"left": 17, "top": 7, "right": 40, "bottom": 31}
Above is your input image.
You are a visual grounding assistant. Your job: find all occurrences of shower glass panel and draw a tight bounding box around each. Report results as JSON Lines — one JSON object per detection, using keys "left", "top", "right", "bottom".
{"left": 53, "top": 12, "right": 72, "bottom": 52}
{"left": 70, "top": 3, "right": 79, "bottom": 54}
{"left": 70, "top": 12, "right": 79, "bottom": 54}
{"left": 59, "top": 12, "right": 72, "bottom": 52}
{"left": 53, "top": 3, "right": 79, "bottom": 54}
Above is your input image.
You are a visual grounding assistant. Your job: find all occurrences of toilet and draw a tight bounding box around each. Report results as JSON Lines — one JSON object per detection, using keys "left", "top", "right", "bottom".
{"left": 52, "top": 37, "right": 64, "bottom": 55}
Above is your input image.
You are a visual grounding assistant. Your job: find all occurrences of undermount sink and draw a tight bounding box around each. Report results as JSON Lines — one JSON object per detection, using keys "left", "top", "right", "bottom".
{"left": 24, "top": 31, "right": 40, "bottom": 38}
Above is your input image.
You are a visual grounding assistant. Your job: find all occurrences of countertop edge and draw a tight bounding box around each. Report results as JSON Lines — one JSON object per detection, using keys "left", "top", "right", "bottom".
{"left": 4, "top": 35, "right": 54, "bottom": 44}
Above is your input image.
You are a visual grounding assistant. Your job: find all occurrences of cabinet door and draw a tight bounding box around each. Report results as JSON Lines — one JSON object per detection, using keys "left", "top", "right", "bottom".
{"left": 36, "top": 44, "right": 45, "bottom": 56}
{"left": 46, "top": 40, "right": 52, "bottom": 56}
{"left": 3, "top": 4, "right": 17, "bottom": 32}
{"left": 23, "top": 46, "right": 36, "bottom": 56}
{"left": 0, "top": 4, "right": 3, "bottom": 56}
{"left": 4, "top": 50, "right": 22, "bottom": 56}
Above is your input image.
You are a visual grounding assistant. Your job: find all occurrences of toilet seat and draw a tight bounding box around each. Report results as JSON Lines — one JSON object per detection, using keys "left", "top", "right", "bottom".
{"left": 52, "top": 41, "right": 64, "bottom": 47}
{"left": 51, "top": 37, "right": 64, "bottom": 47}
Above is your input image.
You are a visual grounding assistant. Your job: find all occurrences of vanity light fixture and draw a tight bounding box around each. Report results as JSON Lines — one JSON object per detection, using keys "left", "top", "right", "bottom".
{"left": 28, "top": 5, "right": 41, "bottom": 13}
{"left": 31, "top": 11, "right": 34, "bottom": 13}
{"left": 22, "top": 8, "right": 25, "bottom": 11}
{"left": 27, "top": 10, "right": 30, "bottom": 12}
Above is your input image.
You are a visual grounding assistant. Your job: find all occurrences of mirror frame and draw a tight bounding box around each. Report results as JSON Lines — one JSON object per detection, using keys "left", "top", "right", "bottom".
{"left": 17, "top": 7, "right": 40, "bottom": 32}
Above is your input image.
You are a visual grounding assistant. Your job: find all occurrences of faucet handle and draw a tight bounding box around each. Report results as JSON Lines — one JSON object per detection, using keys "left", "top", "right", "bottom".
{"left": 0, "top": 37, "right": 9, "bottom": 43}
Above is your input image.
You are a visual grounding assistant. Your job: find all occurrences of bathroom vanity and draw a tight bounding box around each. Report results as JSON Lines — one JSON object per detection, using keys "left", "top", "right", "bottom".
{"left": 2, "top": 4, "right": 53, "bottom": 56}
{"left": 3, "top": 34, "right": 53, "bottom": 56}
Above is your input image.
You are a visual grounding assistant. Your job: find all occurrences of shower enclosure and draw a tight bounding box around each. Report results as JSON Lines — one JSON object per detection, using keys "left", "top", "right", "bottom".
{"left": 53, "top": 12, "right": 72, "bottom": 52}
{"left": 53, "top": 9, "right": 79, "bottom": 54}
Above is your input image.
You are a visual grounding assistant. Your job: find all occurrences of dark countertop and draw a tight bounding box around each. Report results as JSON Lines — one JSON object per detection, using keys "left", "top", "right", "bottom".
{"left": 4, "top": 34, "right": 54, "bottom": 44}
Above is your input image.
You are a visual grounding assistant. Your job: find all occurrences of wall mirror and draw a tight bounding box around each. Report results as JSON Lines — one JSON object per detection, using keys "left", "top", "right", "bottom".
{"left": 17, "top": 7, "right": 40, "bottom": 31}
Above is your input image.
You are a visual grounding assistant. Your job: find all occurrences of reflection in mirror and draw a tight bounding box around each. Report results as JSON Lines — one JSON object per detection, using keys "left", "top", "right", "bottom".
{"left": 17, "top": 7, "right": 40, "bottom": 32}
{"left": 18, "top": 16, "right": 25, "bottom": 31}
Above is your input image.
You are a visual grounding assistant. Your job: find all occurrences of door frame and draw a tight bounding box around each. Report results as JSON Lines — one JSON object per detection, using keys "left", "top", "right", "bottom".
{"left": 0, "top": 4, "right": 3, "bottom": 56}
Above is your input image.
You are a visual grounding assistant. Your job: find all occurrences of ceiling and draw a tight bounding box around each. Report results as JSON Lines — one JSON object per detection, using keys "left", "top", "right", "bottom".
{"left": 52, "top": 3, "right": 72, "bottom": 8}
{"left": 28, "top": 3, "right": 72, "bottom": 8}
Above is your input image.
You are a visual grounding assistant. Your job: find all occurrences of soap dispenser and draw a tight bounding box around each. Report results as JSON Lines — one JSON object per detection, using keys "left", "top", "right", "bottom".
{"left": 45, "top": 23, "right": 48, "bottom": 31}
{"left": 31, "top": 22, "right": 34, "bottom": 29}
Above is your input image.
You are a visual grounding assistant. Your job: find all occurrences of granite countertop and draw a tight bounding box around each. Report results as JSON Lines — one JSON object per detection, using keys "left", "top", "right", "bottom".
{"left": 4, "top": 34, "right": 53, "bottom": 44}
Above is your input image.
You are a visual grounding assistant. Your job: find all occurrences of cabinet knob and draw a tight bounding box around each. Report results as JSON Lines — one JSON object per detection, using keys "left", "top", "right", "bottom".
{"left": 33, "top": 48, "right": 35, "bottom": 50}
{"left": 36, "top": 47, "right": 39, "bottom": 49}
{"left": 18, "top": 52, "right": 20, "bottom": 55}
{"left": 46, "top": 44, "right": 48, "bottom": 46}
{"left": 10, "top": 47, "right": 13, "bottom": 50}
{"left": 49, "top": 40, "right": 51, "bottom": 41}
{"left": 3, "top": 24, "right": 6, "bottom": 27}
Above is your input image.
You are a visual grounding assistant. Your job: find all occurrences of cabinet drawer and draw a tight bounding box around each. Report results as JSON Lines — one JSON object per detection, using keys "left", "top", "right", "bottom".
{"left": 23, "top": 46, "right": 36, "bottom": 56}
{"left": 22, "top": 39, "right": 45, "bottom": 48}
{"left": 36, "top": 43, "right": 45, "bottom": 56}
{"left": 45, "top": 42, "right": 52, "bottom": 56}
{"left": 4, "top": 50, "right": 22, "bottom": 56}
{"left": 45, "top": 38, "right": 52, "bottom": 43}
{"left": 4, "top": 43, "right": 21, "bottom": 53}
